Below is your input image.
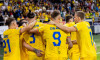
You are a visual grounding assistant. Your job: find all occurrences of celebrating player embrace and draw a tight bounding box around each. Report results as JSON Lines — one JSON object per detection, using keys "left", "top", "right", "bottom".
{"left": 2, "top": 9, "right": 97, "bottom": 60}
{"left": 49, "top": 11, "right": 97, "bottom": 60}
{"left": 3, "top": 17, "right": 41, "bottom": 60}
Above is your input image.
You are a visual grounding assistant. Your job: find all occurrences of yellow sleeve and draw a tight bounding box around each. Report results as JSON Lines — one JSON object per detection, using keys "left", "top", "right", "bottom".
{"left": 15, "top": 29, "right": 21, "bottom": 35}
{"left": 74, "top": 23, "right": 82, "bottom": 31}
{"left": 38, "top": 24, "right": 47, "bottom": 33}
{"left": 38, "top": 26, "right": 45, "bottom": 33}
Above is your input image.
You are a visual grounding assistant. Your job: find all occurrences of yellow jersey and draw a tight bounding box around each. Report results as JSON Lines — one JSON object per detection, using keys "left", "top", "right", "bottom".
{"left": 65, "top": 22, "right": 77, "bottom": 41}
{"left": 19, "top": 26, "right": 28, "bottom": 60}
{"left": 23, "top": 22, "right": 45, "bottom": 56}
{"left": 74, "top": 21, "right": 96, "bottom": 58}
{"left": 38, "top": 24, "right": 70, "bottom": 58}
{"left": 3, "top": 29, "right": 21, "bottom": 60}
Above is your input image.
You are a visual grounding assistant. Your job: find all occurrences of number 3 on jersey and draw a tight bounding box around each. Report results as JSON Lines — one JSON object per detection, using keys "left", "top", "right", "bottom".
{"left": 30, "top": 34, "right": 35, "bottom": 43}
{"left": 53, "top": 32, "right": 61, "bottom": 46}
{"left": 3, "top": 39, "right": 11, "bottom": 53}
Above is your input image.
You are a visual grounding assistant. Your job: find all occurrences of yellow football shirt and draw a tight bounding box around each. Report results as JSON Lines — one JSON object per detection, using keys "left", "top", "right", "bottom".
{"left": 65, "top": 22, "right": 77, "bottom": 40}
{"left": 38, "top": 24, "right": 70, "bottom": 59}
{"left": 45, "top": 15, "right": 48, "bottom": 21}
{"left": 65, "top": 22, "right": 80, "bottom": 60}
{"left": 3, "top": 29, "right": 21, "bottom": 60}
{"left": 23, "top": 22, "right": 45, "bottom": 56}
{"left": 19, "top": 26, "right": 28, "bottom": 60}
{"left": 7, "top": 6, "right": 11, "bottom": 11}
{"left": 74, "top": 21, "right": 96, "bottom": 58}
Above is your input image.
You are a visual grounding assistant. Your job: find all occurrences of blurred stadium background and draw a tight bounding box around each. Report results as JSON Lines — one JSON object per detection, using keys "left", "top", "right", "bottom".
{"left": 0, "top": 0, "right": 100, "bottom": 60}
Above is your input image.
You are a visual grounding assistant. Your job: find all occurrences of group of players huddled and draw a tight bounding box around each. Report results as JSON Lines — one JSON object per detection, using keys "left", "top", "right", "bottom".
{"left": 3, "top": 10, "right": 97, "bottom": 60}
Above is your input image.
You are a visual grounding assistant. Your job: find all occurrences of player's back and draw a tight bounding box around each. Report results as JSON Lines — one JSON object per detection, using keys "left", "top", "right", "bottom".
{"left": 23, "top": 22, "right": 45, "bottom": 55}
{"left": 74, "top": 21, "right": 96, "bottom": 58}
{"left": 41, "top": 24, "right": 69, "bottom": 58}
{"left": 3, "top": 29, "right": 21, "bottom": 60}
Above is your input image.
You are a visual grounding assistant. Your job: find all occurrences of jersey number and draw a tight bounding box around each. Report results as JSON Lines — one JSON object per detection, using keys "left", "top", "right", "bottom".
{"left": 30, "top": 34, "right": 35, "bottom": 43}
{"left": 3, "top": 39, "right": 11, "bottom": 53}
{"left": 53, "top": 32, "right": 61, "bottom": 46}
{"left": 90, "top": 32, "right": 94, "bottom": 46}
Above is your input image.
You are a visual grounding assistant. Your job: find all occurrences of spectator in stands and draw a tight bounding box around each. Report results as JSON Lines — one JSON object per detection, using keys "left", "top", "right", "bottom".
{"left": 0, "top": 13, "right": 4, "bottom": 26}
{"left": 4, "top": 0, "right": 8, "bottom": 6}
{"left": 3, "top": 12, "right": 9, "bottom": 22}
{"left": 0, "top": 35, "right": 3, "bottom": 47}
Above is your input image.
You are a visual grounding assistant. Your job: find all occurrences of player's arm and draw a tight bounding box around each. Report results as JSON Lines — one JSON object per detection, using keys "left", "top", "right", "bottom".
{"left": 49, "top": 21, "right": 77, "bottom": 33}
{"left": 66, "top": 37, "right": 73, "bottom": 50}
{"left": 29, "top": 28, "right": 40, "bottom": 34}
{"left": 22, "top": 39, "right": 43, "bottom": 57}
{"left": 29, "top": 26, "right": 44, "bottom": 34}
{"left": 71, "top": 40, "right": 77, "bottom": 44}
{"left": 20, "top": 20, "right": 37, "bottom": 34}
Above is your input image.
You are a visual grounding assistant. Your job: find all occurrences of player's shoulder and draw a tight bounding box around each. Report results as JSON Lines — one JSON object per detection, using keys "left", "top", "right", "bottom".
{"left": 3, "top": 29, "right": 19, "bottom": 35}
{"left": 75, "top": 21, "right": 83, "bottom": 26}
{"left": 36, "top": 22, "right": 45, "bottom": 26}
{"left": 70, "top": 22, "right": 75, "bottom": 25}
{"left": 36, "top": 22, "right": 43, "bottom": 24}
{"left": 83, "top": 21, "right": 90, "bottom": 26}
{"left": 64, "top": 23, "right": 70, "bottom": 27}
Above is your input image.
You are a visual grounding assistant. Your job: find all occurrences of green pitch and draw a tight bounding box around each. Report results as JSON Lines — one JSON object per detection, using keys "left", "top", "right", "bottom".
{"left": 0, "top": 34, "right": 100, "bottom": 60}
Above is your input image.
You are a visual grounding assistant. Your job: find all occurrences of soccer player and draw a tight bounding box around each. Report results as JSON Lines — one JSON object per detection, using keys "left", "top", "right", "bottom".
{"left": 65, "top": 16, "right": 80, "bottom": 60}
{"left": 49, "top": 11, "right": 97, "bottom": 60}
{"left": 29, "top": 10, "right": 73, "bottom": 60}
{"left": 23, "top": 12, "right": 45, "bottom": 60}
{"left": 18, "top": 19, "right": 29, "bottom": 60}
{"left": 3, "top": 17, "right": 41, "bottom": 60}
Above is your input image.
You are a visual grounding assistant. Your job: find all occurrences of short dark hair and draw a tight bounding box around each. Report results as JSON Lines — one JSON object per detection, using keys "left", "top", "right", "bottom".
{"left": 27, "top": 12, "right": 35, "bottom": 18}
{"left": 51, "top": 10, "right": 60, "bottom": 19}
{"left": 18, "top": 19, "right": 26, "bottom": 27}
{"left": 76, "top": 11, "right": 85, "bottom": 20}
{"left": 5, "top": 17, "right": 16, "bottom": 26}
{"left": 66, "top": 15, "right": 72, "bottom": 23}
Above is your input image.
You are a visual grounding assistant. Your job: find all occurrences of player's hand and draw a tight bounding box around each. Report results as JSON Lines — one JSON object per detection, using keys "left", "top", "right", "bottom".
{"left": 48, "top": 21, "right": 56, "bottom": 25}
{"left": 72, "top": 40, "right": 77, "bottom": 44}
{"left": 36, "top": 50, "right": 43, "bottom": 57}
{"left": 68, "top": 42, "right": 73, "bottom": 50}
{"left": 34, "top": 49, "right": 43, "bottom": 57}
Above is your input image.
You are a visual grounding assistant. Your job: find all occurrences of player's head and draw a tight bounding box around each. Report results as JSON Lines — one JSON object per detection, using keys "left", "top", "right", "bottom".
{"left": 66, "top": 15, "right": 73, "bottom": 23}
{"left": 51, "top": 10, "right": 61, "bottom": 23}
{"left": 5, "top": 17, "right": 18, "bottom": 29}
{"left": 18, "top": 19, "right": 28, "bottom": 27}
{"left": 27, "top": 12, "right": 36, "bottom": 22}
{"left": 74, "top": 11, "right": 85, "bottom": 23}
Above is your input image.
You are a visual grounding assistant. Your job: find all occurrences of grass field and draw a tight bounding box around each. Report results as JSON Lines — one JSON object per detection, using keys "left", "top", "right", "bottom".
{"left": 0, "top": 34, "right": 100, "bottom": 60}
